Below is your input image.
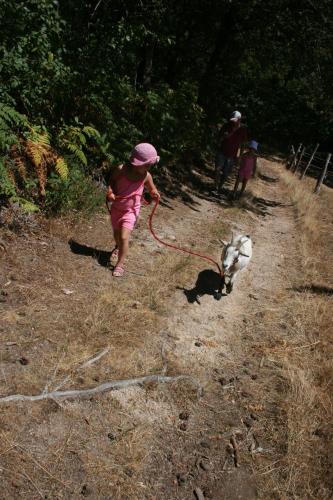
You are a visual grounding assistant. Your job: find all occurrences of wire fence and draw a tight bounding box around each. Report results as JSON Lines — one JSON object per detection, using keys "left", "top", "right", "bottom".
{"left": 285, "top": 143, "right": 332, "bottom": 193}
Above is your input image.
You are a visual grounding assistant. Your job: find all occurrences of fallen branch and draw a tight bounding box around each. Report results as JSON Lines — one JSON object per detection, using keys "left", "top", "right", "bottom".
{"left": 0, "top": 374, "right": 203, "bottom": 403}
{"left": 230, "top": 435, "right": 240, "bottom": 467}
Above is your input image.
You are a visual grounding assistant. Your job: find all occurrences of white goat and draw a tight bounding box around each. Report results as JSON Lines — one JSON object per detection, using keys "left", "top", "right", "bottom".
{"left": 221, "top": 233, "right": 252, "bottom": 293}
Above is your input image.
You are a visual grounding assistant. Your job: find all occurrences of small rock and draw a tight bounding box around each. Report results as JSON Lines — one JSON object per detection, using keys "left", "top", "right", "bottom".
{"left": 176, "top": 473, "right": 186, "bottom": 486}
{"left": 62, "top": 288, "right": 74, "bottom": 295}
{"left": 218, "top": 377, "right": 227, "bottom": 386}
{"left": 107, "top": 432, "right": 116, "bottom": 441}
{"left": 249, "top": 293, "right": 259, "bottom": 300}
{"left": 203, "top": 487, "right": 213, "bottom": 498}
{"left": 194, "top": 487, "right": 205, "bottom": 500}
{"left": 199, "top": 460, "right": 211, "bottom": 471}
{"left": 18, "top": 357, "right": 29, "bottom": 365}
{"left": 195, "top": 341, "right": 202, "bottom": 347}
{"left": 80, "top": 484, "right": 90, "bottom": 496}
{"left": 132, "top": 301, "right": 141, "bottom": 309}
{"left": 251, "top": 374, "right": 258, "bottom": 380}
{"left": 250, "top": 413, "right": 259, "bottom": 421}
{"left": 179, "top": 411, "right": 189, "bottom": 421}
{"left": 179, "top": 422, "right": 187, "bottom": 431}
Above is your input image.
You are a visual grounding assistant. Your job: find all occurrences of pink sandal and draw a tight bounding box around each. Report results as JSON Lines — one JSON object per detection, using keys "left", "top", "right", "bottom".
{"left": 113, "top": 265, "right": 124, "bottom": 277}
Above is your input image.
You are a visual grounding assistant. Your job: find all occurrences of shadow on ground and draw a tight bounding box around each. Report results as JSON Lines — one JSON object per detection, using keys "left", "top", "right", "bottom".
{"left": 179, "top": 269, "right": 226, "bottom": 304}
{"left": 68, "top": 239, "right": 113, "bottom": 268}
{"left": 291, "top": 284, "right": 333, "bottom": 296}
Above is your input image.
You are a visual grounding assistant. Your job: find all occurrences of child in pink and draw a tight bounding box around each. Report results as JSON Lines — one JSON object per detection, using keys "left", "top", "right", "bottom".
{"left": 233, "top": 140, "right": 258, "bottom": 198}
{"left": 106, "top": 143, "right": 160, "bottom": 277}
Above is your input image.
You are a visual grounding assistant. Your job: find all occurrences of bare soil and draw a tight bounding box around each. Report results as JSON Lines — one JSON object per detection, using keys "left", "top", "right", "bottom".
{"left": 0, "top": 158, "right": 331, "bottom": 499}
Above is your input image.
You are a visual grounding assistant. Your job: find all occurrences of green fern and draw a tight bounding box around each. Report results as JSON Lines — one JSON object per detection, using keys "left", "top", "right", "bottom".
{"left": 83, "top": 125, "right": 100, "bottom": 139}
{"left": 11, "top": 196, "right": 40, "bottom": 213}
{"left": 29, "top": 126, "right": 50, "bottom": 147}
{"left": 55, "top": 157, "right": 69, "bottom": 180}
{"left": 0, "top": 159, "right": 17, "bottom": 197}
{"left": 0, "top": 104, "right": 27, "bottom": 127}
{"left": 65, "top": 142, "right": 88, "bottom": 166}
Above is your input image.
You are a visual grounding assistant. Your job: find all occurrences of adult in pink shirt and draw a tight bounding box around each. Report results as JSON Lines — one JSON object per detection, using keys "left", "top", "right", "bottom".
{"left": 214, "top": 111, "right": 248, "bottom": 194}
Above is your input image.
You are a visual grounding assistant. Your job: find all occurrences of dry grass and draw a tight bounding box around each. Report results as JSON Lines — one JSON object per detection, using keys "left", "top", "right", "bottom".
{"left": 0, "top": 207, "right": 220, "bottom": 499}
{"left": 261, "top": 169, "right": 333, "bottom": 498}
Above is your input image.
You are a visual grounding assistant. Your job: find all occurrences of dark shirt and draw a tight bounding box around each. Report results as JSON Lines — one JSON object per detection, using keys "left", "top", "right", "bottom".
{"left": 220, "top": 124, "right": 248, "bottom": 158}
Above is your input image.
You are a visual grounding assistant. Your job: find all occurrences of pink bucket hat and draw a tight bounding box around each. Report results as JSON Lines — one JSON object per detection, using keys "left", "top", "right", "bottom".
{"left": 130, "top": 143, "right": 160, "bottom": 167}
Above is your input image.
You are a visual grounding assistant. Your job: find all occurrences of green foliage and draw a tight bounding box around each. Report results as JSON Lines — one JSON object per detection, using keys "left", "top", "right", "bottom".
{"left": 0, "top": 103, "right": 27, "bottom": 151}
{"left": 58, "top": 123, "right": 101, "bottom": 169}
{"left": 1, "top": 0, "right": 332, "bottom": 218}
{"left": 44, "top": 168, "right": 104, "bottom": 215}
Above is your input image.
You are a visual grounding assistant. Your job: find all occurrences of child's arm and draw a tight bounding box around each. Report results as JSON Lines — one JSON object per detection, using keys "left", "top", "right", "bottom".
{"left": 106, "top": 164, "right": 122, "bottom": 202}
{"left": 144, "top": 172, "right": 160, "bottom": 199}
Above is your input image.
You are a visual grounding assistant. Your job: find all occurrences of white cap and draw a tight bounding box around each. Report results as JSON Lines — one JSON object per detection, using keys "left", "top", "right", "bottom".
{"left": 230, "top": 110, "right": 241, "bottom": 122}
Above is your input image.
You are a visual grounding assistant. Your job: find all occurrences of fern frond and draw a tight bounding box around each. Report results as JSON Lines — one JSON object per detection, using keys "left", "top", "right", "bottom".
{"left": 104, "top": 152, "right": 115, "bottom": 163}
{"left": 27, "top": 140, "right": 43, "bottom": 168}
{"left": 83, "top": 126, "right": 100, "bottom": 139}
{"left": 65, "top": 142, "right": 87, "bottom": 166}
{"left": 0, "top": 159, "right": 17, "bottom": 197}
{"left": 10, "top": 196, "right": 40, "bottom": 213}
{"left": 78, "top": 133, "right": 86, "bottom": 145}
{"left": 55, "top": 157, "right": 69, "bottom": 180}
{"left": 15, "top": 157, "right": 27, "bottom": 179}
{"left": 0, "top": 103, "right": 27, "bottom": 127}
{"left": 29, "top": 126, "right": 50, "bottom": 147}
{"left": 0, "top": 130, "right": 17, "bottom": 150}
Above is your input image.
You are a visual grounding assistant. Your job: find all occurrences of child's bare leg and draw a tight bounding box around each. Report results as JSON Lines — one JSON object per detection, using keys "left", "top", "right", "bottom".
{"left": 113, "top": 229, "right": 120, "bottom": 250}
{"left": 240, "top": 179, "right": 248, "bottom": 195}
{"left": 233, "top": 177, "right": 240, "bottom": 195}
{"left": 115, "top": 227, "right": 131, "bottom": 268}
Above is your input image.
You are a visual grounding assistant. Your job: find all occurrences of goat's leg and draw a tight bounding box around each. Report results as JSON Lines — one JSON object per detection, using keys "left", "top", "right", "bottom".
{"left": 226, "top": 272, "right": 237, "bottom": 294}
{"left": 215, "top": 273, "right": 225, "bottom": 300}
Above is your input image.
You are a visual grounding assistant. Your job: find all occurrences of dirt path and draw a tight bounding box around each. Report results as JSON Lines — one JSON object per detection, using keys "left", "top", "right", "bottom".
{"left": 0, "top": 159, "right": 301, "bottom": 498}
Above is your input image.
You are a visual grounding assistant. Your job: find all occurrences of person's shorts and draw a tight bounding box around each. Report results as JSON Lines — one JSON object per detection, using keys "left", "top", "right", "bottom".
{"left": 110, "top": 207, "right": 139, "bottom": 231}
{"left": 215, "top": 152, "right": 235, "bottom": 177}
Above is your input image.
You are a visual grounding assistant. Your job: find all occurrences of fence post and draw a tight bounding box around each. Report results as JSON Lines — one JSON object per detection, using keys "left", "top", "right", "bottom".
{"left": 301, "top": 143, "right": 319, "bottom": 179}
{"left": 314, "top": 153, "right": 331, "bottom": 194}
{"left": 293, "top": 145, "right": 306, "bottom": 174}
{"left": 290, "top": 143, "right": 302, "bottom": 171}
{"left": 286, "top": 145, "right": 295, "bottom": 169}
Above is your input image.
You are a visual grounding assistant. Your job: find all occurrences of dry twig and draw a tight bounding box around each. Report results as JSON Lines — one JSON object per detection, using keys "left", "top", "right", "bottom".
{"left": 0, "top": 374, "right": 203, "bottom": 403}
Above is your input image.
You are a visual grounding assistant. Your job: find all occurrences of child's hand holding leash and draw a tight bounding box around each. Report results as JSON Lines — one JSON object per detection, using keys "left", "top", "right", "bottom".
{"left": 106, "top": 186, "right": 116, "bottom": 212}
{"left": 150, "top": 189, "right": 160, "bottom": 201}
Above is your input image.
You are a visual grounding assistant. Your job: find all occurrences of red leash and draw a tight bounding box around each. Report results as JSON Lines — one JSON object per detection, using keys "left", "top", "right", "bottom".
{"left": 148, "top": 197, "right": 223, "bottom": 277}
{"left": 106, "top": 194, "right": 224, "bottom": 278}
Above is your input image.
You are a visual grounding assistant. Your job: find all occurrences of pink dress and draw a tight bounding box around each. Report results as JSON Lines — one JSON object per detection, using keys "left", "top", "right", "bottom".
{"left": 238, "top": 154, "right": 256, "bottom": 180}
{"left": 110, "top": 171, "right": 145, "bottom": 231}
